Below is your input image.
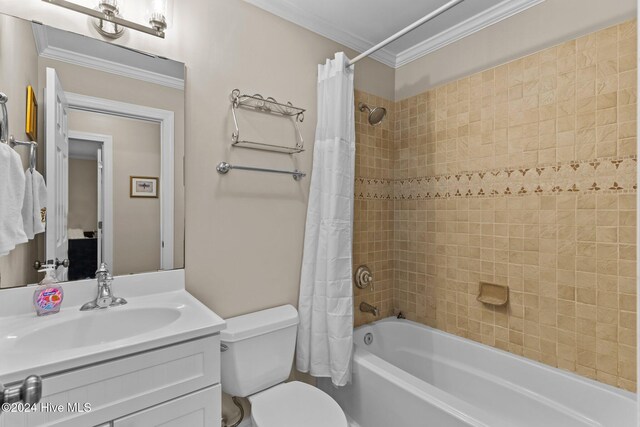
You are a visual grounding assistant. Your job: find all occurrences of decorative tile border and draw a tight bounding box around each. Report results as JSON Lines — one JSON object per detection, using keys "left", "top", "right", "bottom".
{"left": 355, "top": 177, "right": 394, "bottom": 200}
{"left": 356, "top": 156, "right": 637, "bottom": 200}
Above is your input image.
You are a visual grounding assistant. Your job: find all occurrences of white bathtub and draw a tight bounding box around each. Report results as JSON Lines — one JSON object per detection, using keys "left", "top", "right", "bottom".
{"left": 319, "top": 318, "right": 637, "bottom": 427}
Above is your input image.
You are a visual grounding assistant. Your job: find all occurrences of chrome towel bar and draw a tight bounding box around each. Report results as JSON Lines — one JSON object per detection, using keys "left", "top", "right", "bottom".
{"left": 216, "top": 161, "right": 306, "bottom": 181}
{"left": 1, "top": 92, "right": 38, "bottom": 171}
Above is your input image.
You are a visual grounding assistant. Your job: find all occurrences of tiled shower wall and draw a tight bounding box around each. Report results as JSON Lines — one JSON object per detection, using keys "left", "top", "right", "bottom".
{"left": 354, "top": 20, "right": 638, "bottom": 391}
{"left": 353, "top": 91, "right": 395, "bottom": 327}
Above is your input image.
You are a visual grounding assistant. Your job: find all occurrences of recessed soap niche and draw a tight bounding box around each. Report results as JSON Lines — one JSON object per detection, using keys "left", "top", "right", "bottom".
{"left": 477, "top": 282, "right": 509, "bottom": 307}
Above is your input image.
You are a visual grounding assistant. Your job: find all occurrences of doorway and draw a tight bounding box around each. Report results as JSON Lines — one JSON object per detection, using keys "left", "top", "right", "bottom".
{"left": 67, "top": 132, "right": 113, "bottom": 279}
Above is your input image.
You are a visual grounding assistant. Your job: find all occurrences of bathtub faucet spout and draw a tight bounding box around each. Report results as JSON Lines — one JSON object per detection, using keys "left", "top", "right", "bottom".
{"left": 360, "top": 301, "right": 379, "bottom": 317}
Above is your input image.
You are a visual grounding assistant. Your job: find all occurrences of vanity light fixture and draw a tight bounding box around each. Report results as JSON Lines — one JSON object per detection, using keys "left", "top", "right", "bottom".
{"left": 41, "top": 0, "right": 168, "bottom": 39}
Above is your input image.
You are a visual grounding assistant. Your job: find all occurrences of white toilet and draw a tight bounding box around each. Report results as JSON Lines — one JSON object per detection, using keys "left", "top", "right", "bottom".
{"left": 220, "top": 304, "right": 348, "bottom": 427}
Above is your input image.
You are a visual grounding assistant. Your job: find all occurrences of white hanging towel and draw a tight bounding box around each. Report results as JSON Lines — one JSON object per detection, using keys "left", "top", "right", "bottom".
{"left": 0, "top": 144, "right": 28, "bottom": 256}
{"left": 21, "top": 169, "right": 34, "bottom": 239}
{"left": 32, "top": 170, "right": 47, "bottom": 235}
{"left": 21, "top": 169, "right": 48, "bottom": 239}
{"left": 296, "top": 52, "right": 355, "bottom": 387}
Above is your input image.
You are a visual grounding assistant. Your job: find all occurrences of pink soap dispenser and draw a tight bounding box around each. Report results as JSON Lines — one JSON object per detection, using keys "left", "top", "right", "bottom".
{"left": 33, "top": 264, "right": 64, "bottom": 316}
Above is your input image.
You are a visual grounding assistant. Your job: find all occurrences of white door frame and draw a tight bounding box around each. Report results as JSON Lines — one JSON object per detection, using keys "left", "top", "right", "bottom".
{"left": 45, "top": 68, "right": 70, "bottom": 280}
{"left": 65, "top": 92, "right": 175, "bottom": 270}
{"left": 68, "top": 131, "right": 114, "bottom": 271}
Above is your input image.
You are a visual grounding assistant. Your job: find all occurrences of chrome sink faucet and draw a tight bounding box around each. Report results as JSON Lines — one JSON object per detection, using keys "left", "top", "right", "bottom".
{"left": 80, "top": 263, "right": 127, "bottom": 311}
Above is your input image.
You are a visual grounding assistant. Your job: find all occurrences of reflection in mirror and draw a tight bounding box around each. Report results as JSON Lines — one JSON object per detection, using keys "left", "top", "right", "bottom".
{"left": 68, "top": 111, "right": 162, "bottom": 278}
{"left": 0, "top": 15, "right": 185, "bottom": 289}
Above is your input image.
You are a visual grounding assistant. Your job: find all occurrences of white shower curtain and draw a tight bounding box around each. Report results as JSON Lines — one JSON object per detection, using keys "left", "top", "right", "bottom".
{"left": 296, "top": 52, "right": 355, "bottom": 387}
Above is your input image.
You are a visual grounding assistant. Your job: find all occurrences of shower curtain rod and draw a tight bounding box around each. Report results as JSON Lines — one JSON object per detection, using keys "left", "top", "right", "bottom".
{"left": 348, "top": 0, "right": 465, "bottom": 67}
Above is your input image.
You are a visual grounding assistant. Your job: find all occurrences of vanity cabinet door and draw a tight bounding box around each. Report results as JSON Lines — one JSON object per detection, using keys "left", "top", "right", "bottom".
{"left": 0, "top": 335, "right": 220, "bottom": 427}
{"left": 113, "top": 385, "right": 220, "bottom": 427}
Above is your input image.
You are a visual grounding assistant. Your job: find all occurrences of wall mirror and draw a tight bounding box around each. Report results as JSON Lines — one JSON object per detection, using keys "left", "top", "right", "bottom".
{"left": 0, "top": 13, "right": 185, "bottom": 288}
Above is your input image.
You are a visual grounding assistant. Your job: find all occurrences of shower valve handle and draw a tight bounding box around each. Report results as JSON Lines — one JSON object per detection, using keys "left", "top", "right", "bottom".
{"left": 354, "top": 265, "right": 374, "bottom": 290}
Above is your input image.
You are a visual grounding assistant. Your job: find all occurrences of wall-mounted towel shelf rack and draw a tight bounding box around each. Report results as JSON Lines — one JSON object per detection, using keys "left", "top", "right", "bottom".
{"left": 216, "top": 161, "right": 306, "bottom": 181}
{"left": 230, "top": 89, "right": 305, "bottom": 154}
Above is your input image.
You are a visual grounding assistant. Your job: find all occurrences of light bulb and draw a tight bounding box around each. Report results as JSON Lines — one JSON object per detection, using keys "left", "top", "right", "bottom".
{"left": 150, "top": 0, "right": 167, "bottom": 16}
{"left": 147, "top": 0, "right": 170, "bottom": 31}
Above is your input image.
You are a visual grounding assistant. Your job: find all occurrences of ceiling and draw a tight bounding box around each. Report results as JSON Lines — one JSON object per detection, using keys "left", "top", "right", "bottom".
{"left": 242, "top": 0, "right": 545, "bottom": 68}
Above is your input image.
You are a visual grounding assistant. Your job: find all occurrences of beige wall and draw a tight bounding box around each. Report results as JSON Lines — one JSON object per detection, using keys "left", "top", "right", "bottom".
{"left": 176, "top": 0, "right": 394, "bottom": 323}
{"left": 395, "top": 0, "right": 637, "bottom": 100}
{"left": 0, "top": 0, "right": 631, "bottom": 308}
{"left": 0, "top": 14, "right": 39, "bottom": 288}
{"left": 68, "top": 158, "right": 98, "bottom": 231}
{"left": 390, "top": 21, "right": 637, "bottom": 391}
{"left": 0, "top": 1, "right": 395, "bottom": 419}
{"left": 1, "top": 0, "right": 635, "bottom": 414}
{"left": 69, "top": 111, "right": 162, "bottom": 276}
{"left": 1, "top": 0, "right": 391, "bottom": 311}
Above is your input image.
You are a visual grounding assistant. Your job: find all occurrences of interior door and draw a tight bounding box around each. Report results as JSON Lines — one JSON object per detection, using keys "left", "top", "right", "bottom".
{"left": 45, "top": 67, "right": 70, "bottom": 281}
{"left": 97, "top": 147, "right": 103, "bottom": 269}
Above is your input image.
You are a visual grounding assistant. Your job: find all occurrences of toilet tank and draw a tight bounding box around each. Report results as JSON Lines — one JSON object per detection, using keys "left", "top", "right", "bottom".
{"left": 220, "top": 305, "right": 299, "bottom": 397}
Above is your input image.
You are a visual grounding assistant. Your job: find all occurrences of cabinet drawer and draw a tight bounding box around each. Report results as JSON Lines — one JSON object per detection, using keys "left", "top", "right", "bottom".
{"left": 114, "top": 385, "right": 220, "bottom": 427}
{"left": 1, "top": 335, "right": 220, "bottom": 427}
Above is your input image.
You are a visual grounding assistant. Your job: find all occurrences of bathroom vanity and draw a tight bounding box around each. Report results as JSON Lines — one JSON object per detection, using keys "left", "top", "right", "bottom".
{"left": 0, "top": 270, "right": 226, "bottom": 427}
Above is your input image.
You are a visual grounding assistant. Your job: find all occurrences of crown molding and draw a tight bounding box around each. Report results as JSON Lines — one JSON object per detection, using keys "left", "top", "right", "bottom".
{"left": 394, "top": 0, "right": 545, "bottom": 67}
{"left": 243, "top": 0, "right": 545, "bottom": 69}
{"left": 32, "top": 23, "right": 185, "bottom": 90}
{"left": 241, "top": 0, "right": 397, "bottom": 68}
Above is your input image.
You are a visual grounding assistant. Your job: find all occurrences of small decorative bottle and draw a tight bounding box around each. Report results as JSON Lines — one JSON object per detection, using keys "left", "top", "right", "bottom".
{"left": 33, "top": 265, "right": 64, "bottom": 316}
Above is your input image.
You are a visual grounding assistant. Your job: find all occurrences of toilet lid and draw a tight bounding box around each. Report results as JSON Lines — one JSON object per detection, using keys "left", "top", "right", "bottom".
{"left": 249, "top": 381, "right": 348, "bottom": 427}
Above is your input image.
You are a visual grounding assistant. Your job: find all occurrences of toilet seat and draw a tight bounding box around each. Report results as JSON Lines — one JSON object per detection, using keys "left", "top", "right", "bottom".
{"left": 249, "top": 381, "right": 348, "bottom": 427}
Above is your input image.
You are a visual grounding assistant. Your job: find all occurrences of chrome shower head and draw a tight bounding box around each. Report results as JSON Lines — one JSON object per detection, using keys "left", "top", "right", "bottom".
{"left": 359, "top": 102, "right": 386, "bottom": 126}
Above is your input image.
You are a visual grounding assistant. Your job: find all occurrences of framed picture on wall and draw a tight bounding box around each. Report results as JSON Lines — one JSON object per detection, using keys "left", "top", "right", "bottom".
{"left": 130, "top": 176, "right": 159, "bottom": 198}
{"left": 25, "top": 85, "right": 37, "bottom": 141}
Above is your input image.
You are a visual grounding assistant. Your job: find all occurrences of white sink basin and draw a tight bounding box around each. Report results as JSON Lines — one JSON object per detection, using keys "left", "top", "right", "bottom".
{"left": 15, "top": 307, "right": 181, "bottom": 352}
{"left": 0, "top": 282, "right": 225, "bottom": 385}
